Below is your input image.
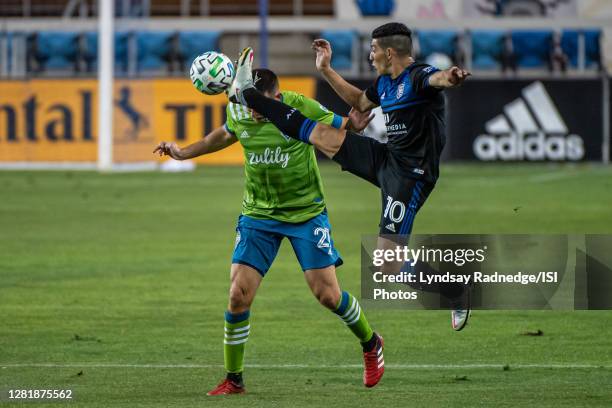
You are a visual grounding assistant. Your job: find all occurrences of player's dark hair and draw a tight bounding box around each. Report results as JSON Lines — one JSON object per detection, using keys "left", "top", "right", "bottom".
{"left": 372, "top": 22, "right": 413, "bottom": 57}
{"left": 252, "top": 68, "right": 279, "bottom": 94}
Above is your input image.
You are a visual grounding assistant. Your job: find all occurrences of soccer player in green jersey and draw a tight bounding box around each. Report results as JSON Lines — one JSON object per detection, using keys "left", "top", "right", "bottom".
{"left": 154, "top": 68, "right": 385, "bottom": 395}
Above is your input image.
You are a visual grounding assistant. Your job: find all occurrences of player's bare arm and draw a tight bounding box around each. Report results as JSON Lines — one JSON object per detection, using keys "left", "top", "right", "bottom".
{"left": 153, "top": 126, "right": 238, "bottom": 160}
{"left": 312, "top": 39, "right": 377, "bottom": 113}
{"left": 428, "top": 66, "right": 471, "bottom": 89}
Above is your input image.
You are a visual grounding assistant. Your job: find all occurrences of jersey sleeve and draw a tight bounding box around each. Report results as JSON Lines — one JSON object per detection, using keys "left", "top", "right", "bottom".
{"left": 364, "top": 76, "right": 381, "bottom": 106}
{"left": 409, "top": 63, "right": 441, "bottom": 95}
{"left": 224, "top": 103, "right": 237, "bottom": 136}
{"left": 283, "top": 91, "right": 344, "bottom": 129}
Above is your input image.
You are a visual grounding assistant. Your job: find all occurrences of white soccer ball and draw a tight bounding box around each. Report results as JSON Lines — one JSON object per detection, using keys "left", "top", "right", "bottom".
{"left": 425, "top": 52, "right": 453, "bottom": 70}
{"left": 190, "top": 51, "right": 235, "bottom": 95}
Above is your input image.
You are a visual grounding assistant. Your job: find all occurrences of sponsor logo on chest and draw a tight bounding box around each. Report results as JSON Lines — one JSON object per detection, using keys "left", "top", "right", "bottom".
{"left": 382, "top": 113, "right": 407, "bottom": 134}
{"left": 247, "top": 146, "right": 290, "bottom": 168}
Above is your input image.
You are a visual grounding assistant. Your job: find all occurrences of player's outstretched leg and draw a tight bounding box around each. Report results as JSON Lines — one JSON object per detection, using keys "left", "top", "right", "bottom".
{"left": 304, "top": 266, "right": 384, "bottom": 387}
{"left": 451, "top": 285, "right": 472, "bottom": 331}
{"left": 229, "top": 47, "right": 345, "bottom": 157}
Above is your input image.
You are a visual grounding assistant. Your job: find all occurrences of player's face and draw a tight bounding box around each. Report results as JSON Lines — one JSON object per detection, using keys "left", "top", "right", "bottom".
{"left": 251, "top": 89, "right": 280, "bottom": 122}
{"left": 369, "top": 39, "right": 391, "bottom": 75}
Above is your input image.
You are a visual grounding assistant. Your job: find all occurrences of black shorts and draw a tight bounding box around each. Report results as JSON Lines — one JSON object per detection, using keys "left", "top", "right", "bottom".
{"left": 332, "top": 131, "right": 435, "bottom": 235}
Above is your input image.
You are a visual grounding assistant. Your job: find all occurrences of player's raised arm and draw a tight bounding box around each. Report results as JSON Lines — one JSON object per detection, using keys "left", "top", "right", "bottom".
{"left": 153, "top": 126, "right": 237, "bottom": 160}
{"left": 428, "top": 66, "right": 471, "bottom": 89}
{"left": 312, "top": 39, "right": 377, "bottom": 113}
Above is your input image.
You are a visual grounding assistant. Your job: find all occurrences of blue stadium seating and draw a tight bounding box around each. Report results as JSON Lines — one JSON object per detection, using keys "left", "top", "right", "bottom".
{"left": 355, "top": 0, "right": 394, "bottom": 16}
{"left": 417, "top": 30, "right": 457, "bottom": 61}
{"left": 0, "top": 32, "right": 7, "bottom": 74}
{"left": 584, "top": 29, "right": 602, "bottom": 68}
{"left": 136, "top": 31, "right": 172, "bottom": 72}
{"left": 471, "top": 30, "right": 505, "bottom": 70}
{"left": 321, "top": 30, "right": 357, "bottom": 71}
{"left": 561, "top": 29, "right": 601, "bottom": 69}
{"left": 178, "top": 31, "right": 220, "bottom": 69}
{"left": 511, "top": 30, "right": 553, "bottom": 68}
{"left": 84, "top": 32, "right": 130, "bottom": 73}
{"left": 36, "top": 31, "right": 79, "bottom": 70}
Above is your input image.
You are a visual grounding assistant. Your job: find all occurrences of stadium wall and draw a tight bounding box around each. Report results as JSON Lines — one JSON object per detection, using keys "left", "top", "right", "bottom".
{"left": 445, "top": 78, "right": 605, "bottom": 162}
{"left": 0, "top": 75, "right": 608, "bottom": 166}
{"left": 0, "top": 76, "right": 315, "bottom": 166}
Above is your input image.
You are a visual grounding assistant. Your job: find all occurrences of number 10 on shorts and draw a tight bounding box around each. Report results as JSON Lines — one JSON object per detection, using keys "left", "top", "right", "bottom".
{"left": 384, "top": 196, "right": 406, "bottom": 223}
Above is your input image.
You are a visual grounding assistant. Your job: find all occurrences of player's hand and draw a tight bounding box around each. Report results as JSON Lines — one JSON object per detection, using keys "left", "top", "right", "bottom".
{"left": 153, "top": 141, "right": 183, "bottom": 160}
{"left": 347, "top": 108, "right": 375, "bottom": 132}
{"left": 445, "top": 66, "right": 471, "bottom": 87}
{"left": 312, "top": 39, "right": 332, "bottom": 72}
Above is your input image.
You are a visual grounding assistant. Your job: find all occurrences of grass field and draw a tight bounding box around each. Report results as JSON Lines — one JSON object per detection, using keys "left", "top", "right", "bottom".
{"left": 1, "top": 163, "right": 612, "bottom": 407}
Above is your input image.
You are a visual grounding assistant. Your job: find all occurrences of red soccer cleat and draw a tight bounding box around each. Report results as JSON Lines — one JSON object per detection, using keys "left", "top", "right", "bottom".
{"left": 363, "top": 333, "right": 384, "bottom": 388}
{"left": 206, "top": 379, "right": 246, "bottom": 396}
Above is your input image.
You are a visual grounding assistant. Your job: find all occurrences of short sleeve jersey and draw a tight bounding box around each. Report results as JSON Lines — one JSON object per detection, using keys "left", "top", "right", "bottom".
{"left": 365, "top": 63, "right": 446, "bottom": 182}
{"left": 225, "top": 91, "right": 343, "bottom": 223}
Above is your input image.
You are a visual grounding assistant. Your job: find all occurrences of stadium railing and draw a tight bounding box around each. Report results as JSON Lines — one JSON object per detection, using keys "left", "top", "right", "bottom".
{"left": 0, "top": 0, "right": 335, "bottom": 18}
{"left": 0, "top": 23, "right": 604, "bottom": 78}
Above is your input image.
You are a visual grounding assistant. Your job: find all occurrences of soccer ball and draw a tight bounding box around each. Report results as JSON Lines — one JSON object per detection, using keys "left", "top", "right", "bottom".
{"left": 190, "top": 51, "right": 235, "bottom": 95}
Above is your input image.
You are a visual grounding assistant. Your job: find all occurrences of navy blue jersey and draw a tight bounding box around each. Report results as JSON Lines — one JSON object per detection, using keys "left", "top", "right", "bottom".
{"left": 365, "top": 63, "right": 446, "bottom": 182}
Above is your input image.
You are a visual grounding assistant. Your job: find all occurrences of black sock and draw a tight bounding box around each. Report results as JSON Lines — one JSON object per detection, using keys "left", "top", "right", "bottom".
{"left": 226, "top": 372, "right": 244, "bottom": 386}
{"left": 242, "top": 88, "right": 316, "bottom": 143}
{"left": 361, "top": 333, "right": 378, "bottom": 352}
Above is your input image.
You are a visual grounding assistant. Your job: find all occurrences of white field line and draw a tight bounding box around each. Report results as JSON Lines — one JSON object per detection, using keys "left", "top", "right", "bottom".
{"left": 1, "top": 363, "right": 610, "bottom": 370}
{"left": 528, "top": 172, "right": 577, "bottom": 183}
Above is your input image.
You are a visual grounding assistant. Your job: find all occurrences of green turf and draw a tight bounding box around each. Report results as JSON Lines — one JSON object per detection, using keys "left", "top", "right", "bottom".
{"left": 1, "top": 164, "right": 612, "bottom": 407}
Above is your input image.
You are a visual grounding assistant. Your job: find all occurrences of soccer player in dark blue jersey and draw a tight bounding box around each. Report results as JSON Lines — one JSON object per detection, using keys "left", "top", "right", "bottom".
{"left": 228, "top": 22, "right": 472, "bottom": 331}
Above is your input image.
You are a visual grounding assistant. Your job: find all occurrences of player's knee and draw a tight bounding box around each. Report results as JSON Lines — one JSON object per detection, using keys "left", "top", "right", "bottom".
{"left": 315, "top": 288, "right": 341, "bottom": 310}
{"left": 228, "top": 283, "right": 252, "bottom": 312}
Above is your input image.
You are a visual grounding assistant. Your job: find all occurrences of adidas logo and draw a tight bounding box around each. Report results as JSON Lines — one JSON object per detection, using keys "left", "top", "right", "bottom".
{"left": 240, "top": 130, "right": 249, "bottom": 139}
{"left": 473, "top": 82, "right": 584, "bottom": 161}
{"left": 385, "top": 223, "right": 396, "bottom": 232}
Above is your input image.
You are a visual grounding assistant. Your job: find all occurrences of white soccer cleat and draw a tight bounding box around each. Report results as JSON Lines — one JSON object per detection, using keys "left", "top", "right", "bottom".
{"left": 228, "top": 47, "right": 255, "bottom": 106}
{"left": 451, "top": 308, "right": 471, "bottom": 331}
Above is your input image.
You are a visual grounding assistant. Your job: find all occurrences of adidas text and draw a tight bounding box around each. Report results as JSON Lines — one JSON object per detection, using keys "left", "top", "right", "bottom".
{"left": 472, "top": 81, "right": 585, "bottom": 161}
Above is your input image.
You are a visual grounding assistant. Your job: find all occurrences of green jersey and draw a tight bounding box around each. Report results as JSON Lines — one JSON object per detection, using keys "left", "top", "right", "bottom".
{"left": 224, "top": 91, "right": 343, "bottom": 223}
